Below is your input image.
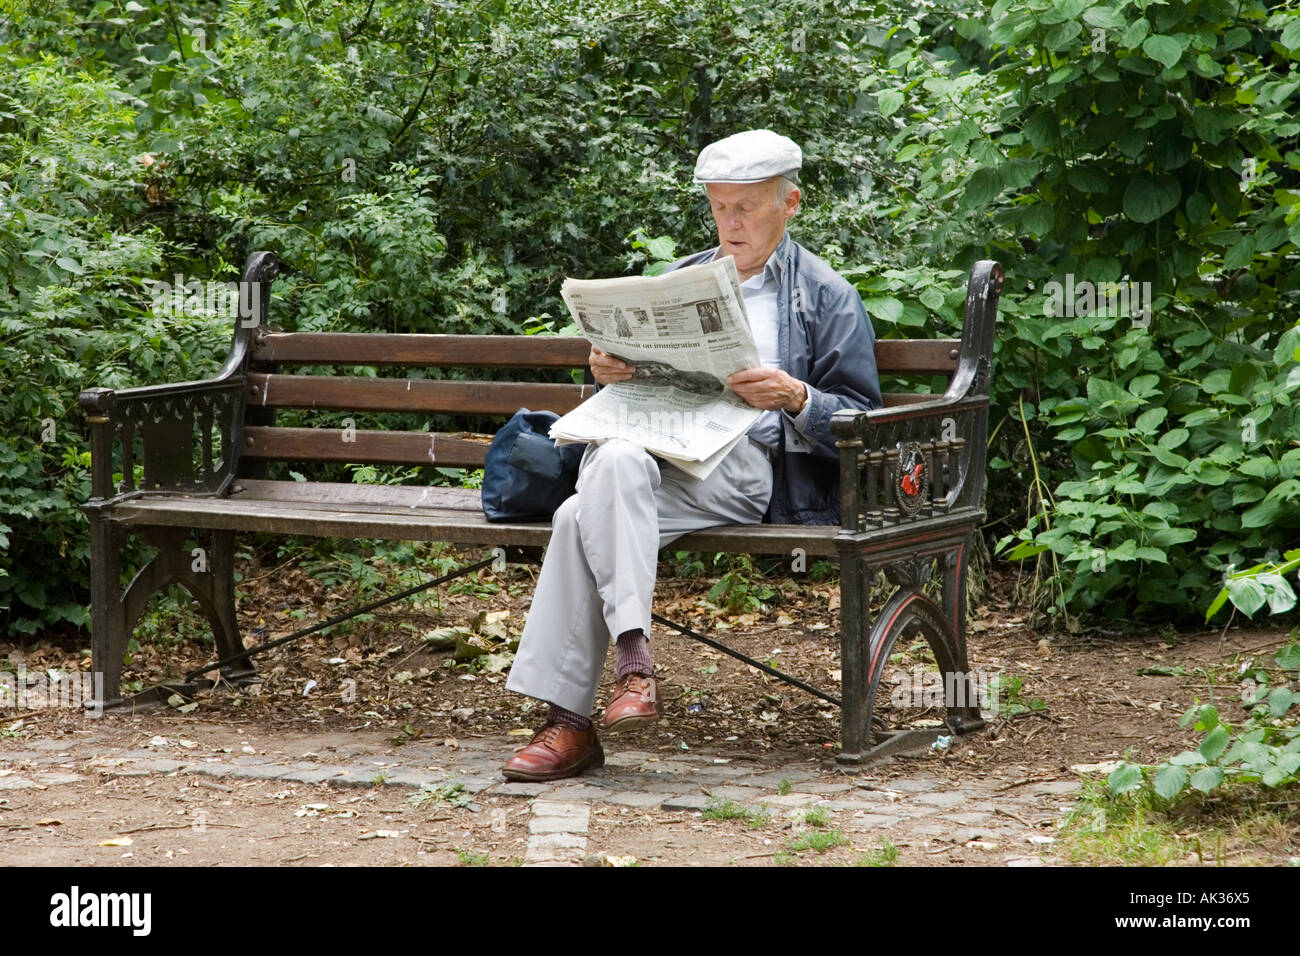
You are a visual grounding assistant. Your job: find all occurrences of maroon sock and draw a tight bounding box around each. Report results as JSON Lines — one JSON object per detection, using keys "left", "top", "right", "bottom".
{"left": 547, "top": 703, "right": 591, "bottom": 732}
{"left": 615, "top": 629, "right": 654, "bottom": 681}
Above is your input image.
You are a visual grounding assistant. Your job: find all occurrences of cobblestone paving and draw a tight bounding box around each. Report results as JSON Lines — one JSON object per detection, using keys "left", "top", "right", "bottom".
{"left": 0, "top": 726, "right": 1079, "bottom": 866}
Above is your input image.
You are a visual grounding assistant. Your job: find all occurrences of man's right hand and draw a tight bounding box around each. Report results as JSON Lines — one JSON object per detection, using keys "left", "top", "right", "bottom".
{"left": 589, "top": 346, "right": 635, "bottom": 385}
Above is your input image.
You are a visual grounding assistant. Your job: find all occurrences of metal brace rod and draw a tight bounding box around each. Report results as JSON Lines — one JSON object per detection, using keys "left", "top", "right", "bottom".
{"left": 183, "top": 553, "right": 498, "bottom": 682}
{"left": 650, "top": 612, "right": 841, "bottom": 708}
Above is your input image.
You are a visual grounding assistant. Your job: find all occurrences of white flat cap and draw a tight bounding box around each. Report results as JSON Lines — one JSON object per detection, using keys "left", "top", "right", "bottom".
{"left": 693, "top": 129, "right": 802, "bottom": 184}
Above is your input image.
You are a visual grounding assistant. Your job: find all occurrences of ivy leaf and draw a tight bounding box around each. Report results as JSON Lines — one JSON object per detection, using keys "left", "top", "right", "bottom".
{"left": 1226, "top": 577, "right": 1268, "bottom": 616}
{"left": 877, "top": 89, "right": 903, "bottom": 117}
{"left": 1282, "top": 19, "right": 1300, "bottom": 50}
{"left": 1134, "top": 407, "right": 1167, "bottom": 434}
{"left": 1142, "top": 34, "right": 1184, "bottom": 70}
{"left": 1123, "top": 173, "right": 1181, "bottom": 223}
{"left": 1274, "top": 644, "right": 1300, "bottom": 671}
{"left": 1153, "top": 763, "right": 1188, "bottom": 801}
{"left": 1268, "top": 687, "right": 1296, "bottom": 718}
{"left": 1198, "top": 725, "right": 1230, "bottom": 762}
{"left": 1241, "top": 498, "right": 1285, "bottom": 528}
{"left": 960, "top": 167, "right": 1004, "bottom": 211}
{"left": 1189, "top": 766, "right": 1224, "bottom": 794}
{"left": 861, "top": 296, "right": 904, "bottom": 323}
{"left": 1107, "top": 763, "right": 1144, "bottom": 796}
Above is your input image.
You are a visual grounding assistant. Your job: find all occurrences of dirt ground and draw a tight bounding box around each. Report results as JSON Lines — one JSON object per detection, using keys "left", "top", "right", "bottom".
{"left": 2, "top": 550, "right": 1296, "bottom": 866}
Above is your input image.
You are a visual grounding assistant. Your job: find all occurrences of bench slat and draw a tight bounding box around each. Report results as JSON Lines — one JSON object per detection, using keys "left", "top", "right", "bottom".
{"left": 874, "top": 339, "right": 959, "bottom": 375}
{"left": 251, "top": 333, "right": 959, "bottom": 375}
{"left": 107, "top": 480, "right": 842, "bottom": 555}
{"left": 243, "top": 427, "right": 491, "bottom": 467}
{"left": 247, "top": 374, "right": 594, "bottom": 415}
{"left": 233, "top": 479, "right": 481, "bottom": 508}
{"left": 255, "top": 333, "right": 593, "bottom": 367}
{"left": 881, "top": 392, "right": 942, "bottom": 408}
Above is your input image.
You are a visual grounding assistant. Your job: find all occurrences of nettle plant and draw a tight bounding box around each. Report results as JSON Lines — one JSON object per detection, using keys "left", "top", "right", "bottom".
{"left": 1207, "top": 547, "right": 1300, "bottom": 620}
{"left": 951, "top": 0, "right": 1300, "bottom": 621}
{"left": 1107, "top": 640, "right": 1300, "bottom": 802}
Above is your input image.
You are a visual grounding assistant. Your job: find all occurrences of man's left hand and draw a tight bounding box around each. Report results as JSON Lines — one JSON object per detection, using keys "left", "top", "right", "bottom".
{"left": 727, "top": 367, "right": 807, "bottom": 413}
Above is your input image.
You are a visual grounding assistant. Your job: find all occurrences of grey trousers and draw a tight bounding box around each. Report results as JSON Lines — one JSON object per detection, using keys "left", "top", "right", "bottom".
{"left": 505, "top": 436, "right": 774, "bottom": 716}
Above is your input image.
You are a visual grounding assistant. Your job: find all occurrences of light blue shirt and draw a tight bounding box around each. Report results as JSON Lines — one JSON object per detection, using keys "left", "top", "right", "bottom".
{"left": 741, "top": 252, "right": 813, "bottom": 448}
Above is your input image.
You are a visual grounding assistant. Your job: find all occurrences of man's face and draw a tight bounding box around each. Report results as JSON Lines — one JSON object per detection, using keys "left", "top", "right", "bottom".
{"left": 705, "top": 178, "right": 799, "bottom": 279}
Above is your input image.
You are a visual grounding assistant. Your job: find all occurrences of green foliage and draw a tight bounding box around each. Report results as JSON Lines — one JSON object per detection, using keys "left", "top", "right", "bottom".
{"left": 967, "top": 0, "right": 1300, "bottom": 620}
{"left": 409, "top": 781, "right": 473, "bottom": 809}
{"left": 987, "top": 673, "right": 1048, "bottom": 717}
{"left": 702, "top": 798, "right": 771, "bottom": 828}
{"left": 1, "top": 0, "right": 1298, "bottom": 636}
{"left": 1107, "top": 639, "right": 1300, "bottom": 803}
{"left": 1058, "top": 778, "right": 1207, "bottom": 865}
{"left": 855, "top": 839, "right": 900, "bottom": 867}
{"left": 706, "top": 553, "right": 775, "bottom": 614}
{"left": 454, "top": 847, "right": 490, "bottom": 866}
{"left": 787, "top": 829, "right": 849, "bottom": 853}
{"left": 1207, "top": 548, "right": 1300, "bottom": 619}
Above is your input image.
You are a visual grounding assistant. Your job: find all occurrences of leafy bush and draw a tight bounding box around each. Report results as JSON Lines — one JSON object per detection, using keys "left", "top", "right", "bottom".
{"left": 957, "top": 0, "right": 1300, "bottom": 621}
{"left": 1, "top": 0, "right": 1297, "bottom": 637}
{"left": 1107, "top": 639, "right": 1300, "bottom": 802}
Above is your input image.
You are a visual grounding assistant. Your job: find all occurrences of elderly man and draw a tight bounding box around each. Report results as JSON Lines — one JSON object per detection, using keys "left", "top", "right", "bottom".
{"left": 502, "top": 129, "right": 882, "bottom": 781}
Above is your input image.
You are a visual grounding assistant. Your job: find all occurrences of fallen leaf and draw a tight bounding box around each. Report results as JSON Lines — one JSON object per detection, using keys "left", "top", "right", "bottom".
{"left": 36, "top": 818, "right": 62, "bottom": 826}
{"left": 99, "top": 837, "right": 133, "bottom": 847}
{"left": 425, "top": 626, "right": 475, "bottom": 649}
{"left": 481, "top": 652, "right": 514, "bottom": 674}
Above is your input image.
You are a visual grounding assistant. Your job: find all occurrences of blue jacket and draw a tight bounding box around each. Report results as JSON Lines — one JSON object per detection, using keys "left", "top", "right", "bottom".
{"left": 665, "top": 231, "right": 882, "bottom": 525}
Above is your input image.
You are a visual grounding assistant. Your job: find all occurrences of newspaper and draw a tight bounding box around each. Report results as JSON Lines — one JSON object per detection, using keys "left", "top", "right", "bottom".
{"left": 549, "top": 255, "right": 762, "bottom": 480}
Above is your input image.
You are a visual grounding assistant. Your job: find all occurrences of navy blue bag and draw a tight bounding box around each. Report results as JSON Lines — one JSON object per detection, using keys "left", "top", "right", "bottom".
{"left": 481, "top": 409, "right": 586, "bottom": 522}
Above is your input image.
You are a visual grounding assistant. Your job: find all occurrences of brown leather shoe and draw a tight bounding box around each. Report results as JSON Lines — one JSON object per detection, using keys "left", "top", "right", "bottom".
{"left": 601, "top": 673, "right": 662, "bottom": 732}
{"left": 502, "top": 723, "right": 604, "bottom": 782}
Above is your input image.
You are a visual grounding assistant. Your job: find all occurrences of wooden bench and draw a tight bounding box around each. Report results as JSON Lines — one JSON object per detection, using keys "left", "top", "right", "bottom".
{"left": 80, "top": 251, "right": 1003, "bottom": 763}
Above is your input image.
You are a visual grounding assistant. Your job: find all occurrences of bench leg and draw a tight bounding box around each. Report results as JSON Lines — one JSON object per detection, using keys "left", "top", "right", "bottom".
{"left": 112, "top": 528, "right": 253, "bottom": 696}
{"left": 941, "top": 533, "right": 983, "bottom": 732}
{"left": 87, "top": 514, "right": 126, "bottom": 707}
{"left": 836, "top": 553, "right": 872, "bottom": 765}
{"left": 204, "top": 531, "right": 252, "bottom": 678}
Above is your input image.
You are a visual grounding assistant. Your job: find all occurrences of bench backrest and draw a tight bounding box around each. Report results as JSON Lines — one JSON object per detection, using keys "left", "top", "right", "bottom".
{"left": 79, "top": 251, "right": 983, "bottom": 501}
{"left": 238, "top": 330, "right": 960, "bottom": 473}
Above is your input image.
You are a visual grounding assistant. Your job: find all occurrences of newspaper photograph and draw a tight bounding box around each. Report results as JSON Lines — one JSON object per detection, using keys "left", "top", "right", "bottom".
{"left": 549, "top": 256, "right": 763, "bottom": 480}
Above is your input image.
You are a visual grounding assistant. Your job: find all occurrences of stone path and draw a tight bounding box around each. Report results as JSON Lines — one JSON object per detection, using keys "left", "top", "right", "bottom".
{"left": 0, "top": 726, "right": 1080, "bottom": 865}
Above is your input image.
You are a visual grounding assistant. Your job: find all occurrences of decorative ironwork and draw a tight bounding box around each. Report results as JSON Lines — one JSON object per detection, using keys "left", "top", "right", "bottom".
{"left": 896, "top": 441, "right": 928, "bottom": 517}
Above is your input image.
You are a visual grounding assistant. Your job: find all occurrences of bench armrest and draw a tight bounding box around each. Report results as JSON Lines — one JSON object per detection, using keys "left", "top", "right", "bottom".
{"left": 79, "top": 252, "right": 281, "bottom": 504}
{"left": 831, "top": 261, "right": 1002, "bottom": 533}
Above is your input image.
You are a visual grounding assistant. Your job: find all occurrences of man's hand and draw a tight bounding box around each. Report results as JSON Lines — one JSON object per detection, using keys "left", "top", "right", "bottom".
{"left": 727, "top": 367, "right": 807, "bottom": 413}
{"left": 589, "top": 346, "right": 635, "bottom": 385}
